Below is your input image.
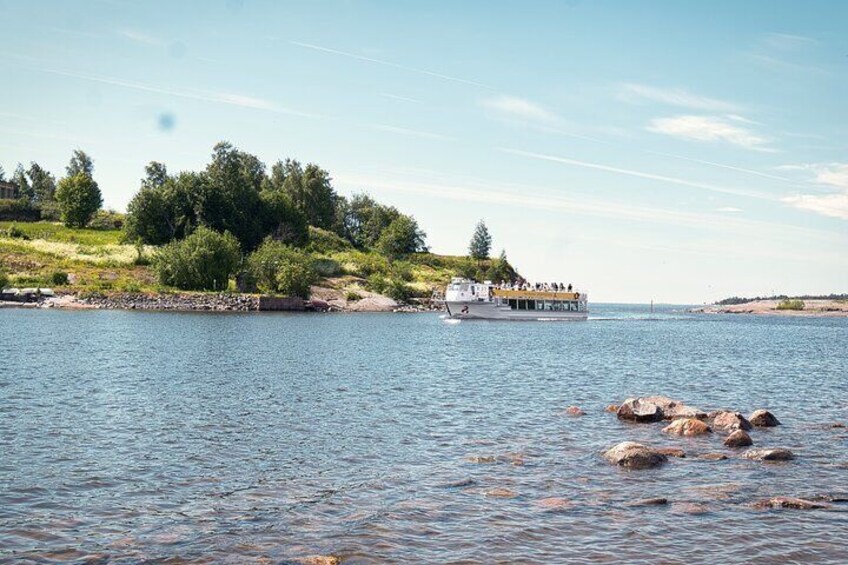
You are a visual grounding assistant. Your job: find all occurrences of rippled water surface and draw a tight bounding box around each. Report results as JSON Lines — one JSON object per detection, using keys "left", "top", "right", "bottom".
{"left": 2, "top": 306, "right": 847, "bottom": 564}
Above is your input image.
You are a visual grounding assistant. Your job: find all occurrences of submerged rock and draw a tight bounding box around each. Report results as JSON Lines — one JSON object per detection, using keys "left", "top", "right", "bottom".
{"left": 753, "top": 497, "right": 830, "bottom": 510}
{"left": 485, "top": 487, "right": 518, "bottom": 498}
{"left": 536, "top": 497, "right": 573, "bottom": 510}
{"left": 699, "top": 453, "right": 728, "bottom": 461}
{"left": 565, "top": 406, "right": 585, "bottom": 416}
{"left": 465, "top": 455, "right": 496, "bottom": 464}
{"left": 749, "top": 409, "right": 781, "bottom": 427}
{"left": 744, "top": 448, "right": 794, "bottom": 461}
{"left": 605, "top": 404, "right": 620, "bottom": 413}
{"left": 711, "top": 411, "right": 753, "bottom": 432}
{"left": 662, "top": 418, "right": 712, "bottom": 436}
{"left": 603, "top": 441, "right": 667, "bottom": 469}
{"left": 656, "top": 447, "right": 687, "bottom": 458}
{"left": 627, "top": 497, "right": 669, "bottom": 506}
{"left": 671, "top": 502, "right": 709, "bottom": 515}
{"left": 724, "top": 430, "right": 753, "bottom": 448}
{"left": 293, "top": 556, "right": 342, "bottom": 565}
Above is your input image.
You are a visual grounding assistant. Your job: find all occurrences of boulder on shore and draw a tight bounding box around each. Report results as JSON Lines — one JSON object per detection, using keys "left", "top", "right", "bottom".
{"left": 743, "top": 448, "right": 794, "bottom": 461}
{"left": 662, "top": 418, "right": 712, "bottom": 436}
{"left": 603, "top": 441, "right": 667, "bottom": 469}
{"left": 616, "top": 395, "right": 705, "bottom": 422}
{"left": 749, "top": 409, "right": 781, "bottom": 427}
{"left": 724, "top": 430, "right": 753, "bottom": 448}
{"left": 711, "top": 411, "right": 753, "bottom": 432}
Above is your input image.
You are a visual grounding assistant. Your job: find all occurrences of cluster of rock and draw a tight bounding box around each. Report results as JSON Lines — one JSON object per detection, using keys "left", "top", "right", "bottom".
{"left": 75, "top": 292, "right": 259, "bottom": 312}
{"left": 600, "top": 395, "right": 787, "bottom": 471}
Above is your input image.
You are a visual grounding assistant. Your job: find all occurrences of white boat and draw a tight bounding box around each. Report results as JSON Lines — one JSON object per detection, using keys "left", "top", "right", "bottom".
{"left": 443, "top": 278, "right": 588, "bottom": 321}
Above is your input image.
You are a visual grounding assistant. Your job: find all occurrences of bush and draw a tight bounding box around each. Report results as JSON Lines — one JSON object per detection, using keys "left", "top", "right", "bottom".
{"left": 154, "top": 227, "right": 241, "bottom": 290}
{"left": 306, "top": 226, "right": 352, "bottom": 253}
{"left": 312, "top": 257, "right": 341, "bottom": 277}
{"left": 0, "top": 199, "right": 41, "bottom": 222}
{"left": 345, "top": 290, "right": 362, "bottom": 301}
{"left": 777, "top": 299, "right": 805, "bottom": 311}
{"left": 50, "top": 271, "right": 69, "bottom": 286}
{"left": 0, "top": 270, "right": 8, "bottom": 290}
{"left": 39, "top": 201, "right": 61, "bottom": 221}
{"left": 366, "top": 274, "right": 410, "bottom": 302}
{"left": 88, "top": 210, "right": 125, "bottom": 230}
{"left": 2, "top": 223, "right": 28, "bottom": 239}
{"left": 246, "top": 239, "right": 316, "bottom": 297}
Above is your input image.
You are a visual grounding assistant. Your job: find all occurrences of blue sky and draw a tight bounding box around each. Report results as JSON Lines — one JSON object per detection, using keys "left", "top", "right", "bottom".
{"left": 1, "top": 0, "right": 846, "bottom": 302}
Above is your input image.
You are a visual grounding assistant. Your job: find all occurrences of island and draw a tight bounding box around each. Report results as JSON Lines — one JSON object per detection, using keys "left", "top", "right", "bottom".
{"left": 693, "top": 295, "right": 848, "bottom": 317}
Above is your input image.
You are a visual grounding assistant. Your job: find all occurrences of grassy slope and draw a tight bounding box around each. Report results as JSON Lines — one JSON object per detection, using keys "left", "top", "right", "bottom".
{"left": 0, "top": 222, "right": 491, "bottom": 297}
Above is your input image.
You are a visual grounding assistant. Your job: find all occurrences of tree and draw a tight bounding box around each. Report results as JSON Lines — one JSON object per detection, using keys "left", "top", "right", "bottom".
{"left": 376, "top": 215, "right": 427, "bottom": 258}
{"left": 154, "top": 226, "right": 241, "bottom": 290}
{"left": 55, "top": 173, "right": 102, "bottom": 227}
{"left": 27, "top": 163, "right": 56, "bottom": 202}
{"left": 11, "top": 164, "right": 32, "bottom": 202}
{"left": 0, "top": 165, "right": 5, "bottom": 182}
{"left": 486, "top": 249, "right": 517, "bottom": 283}
{"left": 66, "top": 149, "right": 94, "bottom": 177}
{"left": 142, "top": 161, "right": 168, "bottom": 189}
{"left": 124, "top": 171, "right": 201, "bottom": 244}
{"left": 469, "top": 219, "right": 492, "bottom": 260}
{"left": 277, "top": 159, "right": 338, "bottom": 230}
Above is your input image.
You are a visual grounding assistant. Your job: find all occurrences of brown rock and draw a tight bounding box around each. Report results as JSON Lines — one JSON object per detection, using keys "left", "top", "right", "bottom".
{"left": 565, "top": 406, "right": 585, "bottom": 416}
{"left": 662, "top": 418, "right": 712, "bottom": 436}
{"left": 605, "top": 404, "right": 620, "bottom": 413}
{"left": 465, "top": 455, "right": 496, "bottom": 464}
{"left": 749, "top": 409, "right": 781, "bottom": 427}
{"left": 743, "top": 448, "right": 794, "bottom": 461}
{"left": 643, "top": 395, "right": 706, "bottom": 420}
{"left": 627, "top": 497, "right": 669, "bottom": 506}
{"left": 724, "top": 430, "right": 753, "bottom": 448}
{"left": 699, "top": 453, "right": 728, "bottom": 461}
{"left": 753, "top": 497, "right": 831, "bottom": 510}
{"left": 656, "top": 447, "right": 687, "bottom": 458}
{"left": 711, "top": 411, "right": 753, "bottom": 432}
{"left": 671, "top": 502, "right": 709, "bottom": 515}
{"left": 485, "top": 487, "right": 518, "bottom": 498}
{"left": 617, "top": 398, "right": 662, "bottom": 422}
{"left": 603, "top": 441, "right": 667, "bottom": 469}
{"left": 536, "top": 497, "right": 572, "bottom": 510}
{"left": 295, "top": 556, "right": 342, "bottom": 565}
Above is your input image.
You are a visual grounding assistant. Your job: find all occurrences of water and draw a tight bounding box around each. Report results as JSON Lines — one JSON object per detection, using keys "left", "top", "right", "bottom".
{"left": 1, "top": 305, "right": 847, "bottom": 564}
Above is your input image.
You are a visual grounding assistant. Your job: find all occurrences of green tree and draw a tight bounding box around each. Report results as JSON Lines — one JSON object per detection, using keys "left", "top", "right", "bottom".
{"left": 246, "top": 239, "right": 315, "bottom": 297}
{"left": 11, "top": 164, "right": 32, "bottom": 202}
{"left": 27, "top": 163, "right": 56, "bottom": 202}
{"left": 55, "top": 173, "right": 102, "bottom": 227}
{"left": 154, "top": 226, "right": 241, "bottom": 290}
{"left": 142, "top": 161, "right": 168, "bottom": 189}
{"left": 469, "top": 219, "right": 492, "bottom": 260}
{"left": 125, "top": 171, "right": 201, "bottom": 245}
{"left": 376, "top": 215, "right": 427, "bottom": 258}
{"left": 277, "top": 159, "right": 338, "bottom": 230}
{"left": 259, "top": 188, "right": 308, "bottom": 246}
{"left": 0, "top": 165, "right": 5, "bottom": 182}
{"left": 66, "top": 149, "right": 94, "bottom": 177}
{"left": 486, "top": 249, "right": 517, "bottom": 283}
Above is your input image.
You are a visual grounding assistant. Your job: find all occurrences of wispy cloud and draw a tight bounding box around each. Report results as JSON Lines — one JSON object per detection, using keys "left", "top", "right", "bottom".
{"left": 715, "top": 206, "right": 743, "bottom": 213}
{"left": 763, "top": 32, "right": 820, "bottom": 51}
{"left": 41, "top": 68, "right": 318, "bottom": 118}
{"left": 289, "top": 40, "right": 494, "bottom": 89}
{"left": 647, "top": 115, "right": 776, "bottom": 152}
{"left": 746, "top": 33, "right": 830, "bottom": 76}
{"left": 119, "top": 29, "right": 166, "bottom": 47}
{"left": 782, "top": 163, "right": 848, "bottom": 219}
{"left": 618, "top": 83, "right": 740, "bottom": 112}
{"left": 368, "top": 124, "right": 452, "bottom": 141}
{"left": 379, "top": 92, "right": 425, "bottom": 104}
{"left": 481, "top": 95, "right": 558, "bottom": 122}
{"left": 497, "top": 147, "right": 776, "bottom": 200}
{"left": 644, "top": 150, "right": 790, "bottom": 182}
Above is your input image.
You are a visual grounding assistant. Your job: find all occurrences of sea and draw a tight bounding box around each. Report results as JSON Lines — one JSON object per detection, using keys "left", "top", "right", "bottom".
{"left": 1, "top": 304, "right": 847, "bottom": 564}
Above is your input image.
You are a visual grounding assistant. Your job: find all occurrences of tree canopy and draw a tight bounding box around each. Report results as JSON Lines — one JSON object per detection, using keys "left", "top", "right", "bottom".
{"left": 55, "top": 173, "right": 102, "bottom": 228}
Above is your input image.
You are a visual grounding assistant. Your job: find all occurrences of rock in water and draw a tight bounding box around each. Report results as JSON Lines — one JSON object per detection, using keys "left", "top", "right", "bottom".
{"left": 603, "top": 442, "right": 667, "bottom": 469}
{"left": 627, "top": 497, "right": 669, "bottom": 506}
{"left": 724, "top": 430, "right": 753, "bottom": 448}
{"left": 749, "top": 409, "right": 781, "bottom": 427}
{"left": 605, "top": 404, "right": 620, "bottom": 413}
{"left": 536, "top": 497, "right": 572, "bottom": 510}
{"left": 711, "top": 411, "right": 753, "bottom": 432}
{"left": 565, "top": 406, "right": 585, "bottom": 416}
{"left": 754, "top": 497, "right": 830, "bottom": 510}
{"left": 656, "top": 447, "right": 687, "bottom": 458}
{"left": 294, "top": 556, "right": 342, "bottom": 565}
{"left": 662, "top": 418, "right": 712, "bottom": 436}
{"left": 744, "top": 448, "right": 794, "bottom": 461}
{"left": 616, "top": 398, "right": 663, "bottom": 422}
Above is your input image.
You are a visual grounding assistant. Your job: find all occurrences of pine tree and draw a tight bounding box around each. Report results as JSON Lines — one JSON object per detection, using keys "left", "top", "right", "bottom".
{"left": 468, "top": 219, "right": 492, "bottom": 260}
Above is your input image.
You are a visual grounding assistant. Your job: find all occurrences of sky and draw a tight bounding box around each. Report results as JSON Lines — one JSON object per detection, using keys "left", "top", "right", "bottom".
{"left": 1, "top": 0, "right": 846, "bottom": 303}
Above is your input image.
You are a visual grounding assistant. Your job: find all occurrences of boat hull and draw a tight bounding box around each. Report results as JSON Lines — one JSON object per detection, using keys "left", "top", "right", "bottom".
{"left": 445, "top": 300, "right": 587, "bottom": 321}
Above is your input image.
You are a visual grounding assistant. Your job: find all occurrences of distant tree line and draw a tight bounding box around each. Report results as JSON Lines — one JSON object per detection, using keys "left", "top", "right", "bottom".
{"left": 0, "top": 151, "right": 104, "bottom": 227}
{"left": 716, "top": 293, "right": 848, "bottom": 305}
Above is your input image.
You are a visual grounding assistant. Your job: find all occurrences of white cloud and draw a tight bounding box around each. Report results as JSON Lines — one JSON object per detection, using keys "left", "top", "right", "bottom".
{"left": 618, "top": 83, "right": 739, "bottom": 112}
{"left": 119, "top": 29, "right": 166, "bottom": 47}
{"left": 716, "top": 207, "right": 743, "bottom": 213}
{"left": 647, "top": 115, "right": 775, "bottom": 152}
{"left": 782, "top": 163, "right": 848, "bottom": 220}
{"left": 368, "top": 124, "right": 452, "bottom": 141}
{"left": 480, "top": 95, "right": 558, "bottom": 122}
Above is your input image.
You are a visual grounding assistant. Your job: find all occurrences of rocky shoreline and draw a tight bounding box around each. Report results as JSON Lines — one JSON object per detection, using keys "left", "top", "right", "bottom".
{"left": 693, "top": 298, "right": 848, "bottom": 317}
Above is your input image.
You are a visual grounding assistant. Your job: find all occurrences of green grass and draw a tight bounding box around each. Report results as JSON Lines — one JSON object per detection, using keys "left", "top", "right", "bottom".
{"left": 0, "top": 221, "right": 124, "bottom": 246}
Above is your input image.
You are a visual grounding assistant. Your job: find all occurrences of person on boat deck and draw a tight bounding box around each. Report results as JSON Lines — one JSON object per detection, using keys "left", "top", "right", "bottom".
{"left": 553, "top": 282, "right": 559, "bottom": 291}
{"left": 567, "top": 283, "right": 573, "bottom": 292}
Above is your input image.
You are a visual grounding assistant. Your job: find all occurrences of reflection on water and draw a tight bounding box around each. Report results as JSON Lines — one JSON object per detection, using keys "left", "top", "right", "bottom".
{"left": 1, "top": 306, "right": 847, "bottom": 563}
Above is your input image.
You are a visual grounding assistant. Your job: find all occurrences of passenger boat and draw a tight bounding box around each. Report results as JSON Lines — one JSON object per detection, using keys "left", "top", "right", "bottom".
{"left": 443, "top": 278, "right": 588, "bottom": 321}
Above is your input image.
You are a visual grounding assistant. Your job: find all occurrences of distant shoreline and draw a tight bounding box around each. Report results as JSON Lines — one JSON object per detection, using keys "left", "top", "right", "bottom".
{"left": 692, "top": 298, "right": 848, "bottom": 317}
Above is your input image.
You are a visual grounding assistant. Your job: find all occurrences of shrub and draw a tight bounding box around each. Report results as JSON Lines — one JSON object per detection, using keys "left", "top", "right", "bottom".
{"left": 39, "top": 201, "right": 61, "bottom": 221}
{"left": 154, "top": 227, "right": 241, "bottom": 290}
{"left": 3, "top": 223, "right": 28, "bottom": 239}
{"left": 88, "top": 210, "right": 125, "bottom": 230}
{"left": 246, "top": 239, "right": 316, "bottom": 297}
{"left": 0, "top": 270, "right": 8, "bottom": 290}
{"left": 0, "top": 199, "right": 41, "bottom": 222}
{"left": 345, "top": 290, "right": 362, "bottom": 301}
{"left": 311, "top": 257, "right": 341, "bottom": 277}
{"left": 306, "top": 226, "right": 352, "bottom": 253}
{"left": 776, "top": 299, "right": 805, "bottom": 311}
{"left": 366, "top": 274, "right": 410, "bottom": 302}
{"left": 375, "top": 215, "right": 427, "bottom": 258}
{"left": 50, "top": 271, "right": 69, "bottom": 286}
{"left": 366, "top": 273, "right": 388, "bottom": 295}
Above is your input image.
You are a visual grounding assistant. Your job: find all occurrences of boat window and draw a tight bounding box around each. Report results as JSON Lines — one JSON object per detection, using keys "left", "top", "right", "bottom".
{"left": 509, "top": 299, "right": 517, "bottom": 309}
